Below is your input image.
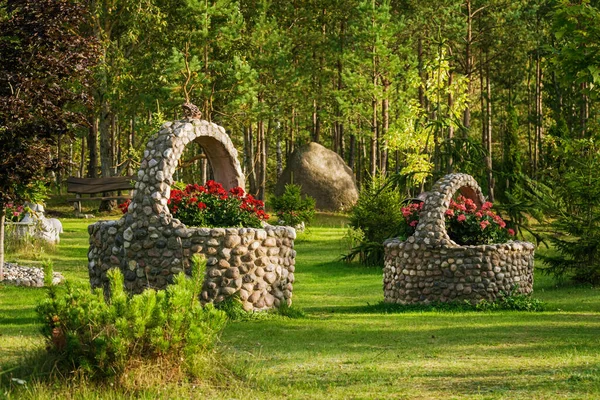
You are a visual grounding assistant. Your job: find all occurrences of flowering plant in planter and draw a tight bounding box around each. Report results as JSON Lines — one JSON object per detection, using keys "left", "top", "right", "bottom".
{"left": 5, "top": 203, "right": 25, "bottom": 222}
{"left": 401, "top": 195, "right": 515, "bottom": 245}
{"left": 120, "top": 180, "right": 269, "bottom": 228}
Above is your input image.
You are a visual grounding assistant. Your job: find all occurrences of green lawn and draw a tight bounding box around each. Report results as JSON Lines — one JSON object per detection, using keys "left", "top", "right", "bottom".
{"left": 2, "top": 215, "right": 600, "bottom": 399}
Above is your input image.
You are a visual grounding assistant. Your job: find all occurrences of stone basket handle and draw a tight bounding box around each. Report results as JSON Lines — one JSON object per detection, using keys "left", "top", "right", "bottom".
{"left": 413, "top": 173, "right": 485, "bottom": 245}
{"left": 129, "top": 119, "right": 245, "bottom": 219}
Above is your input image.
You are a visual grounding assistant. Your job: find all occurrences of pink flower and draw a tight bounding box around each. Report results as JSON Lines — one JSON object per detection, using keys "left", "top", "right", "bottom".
{"left": 508, "top": 228, "right": 515, "bottom": 236}
{"left": 455, "top": 203, "right": 467, "bottom": 212}
{"left": 13, "top": 211, "right": 19, "bottom": 217}
{"left": 480, "top": 220, "right": 490, "bottom": 230}
{"left": 475, "top": 211, "right": 483, "bottom": 218}
{"left": 481, "top": 201, "right": 493, "bottom": 211}
{"left": 445, "top": 209, "right": 454, "bottom": 217}
{"left": 409, "top": 220, "right": 418, "bottom": 227}
{"left": 464, "top": 198, "right": 477, "bottom": 212}
{"left": 402, "top": 207, "right": 412, "bottom": 218}
{"left": 457, "top": 214, "right": 466, "bottom": 222}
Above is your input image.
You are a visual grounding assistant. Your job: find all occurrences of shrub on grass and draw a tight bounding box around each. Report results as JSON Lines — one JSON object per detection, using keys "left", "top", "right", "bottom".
{"left": 270, "top": 184, "right": 316, "bottom": 227}
{"left": 36, "top": 255, "right": 227, "bottom": 378}
{"left": 343, "top": 175, "right": 404, "bottom": 266}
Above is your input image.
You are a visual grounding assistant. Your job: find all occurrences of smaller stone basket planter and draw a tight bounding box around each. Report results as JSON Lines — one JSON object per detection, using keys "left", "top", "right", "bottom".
{"left": 88, "top": 118, "right": 296, "bottom": 311}
{"left": 383, "top": 173, "right": 535, "bottom": 304}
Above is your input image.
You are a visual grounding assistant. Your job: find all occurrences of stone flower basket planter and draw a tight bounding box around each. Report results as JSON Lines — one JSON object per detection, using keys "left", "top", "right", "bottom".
{"left": 88, "top": 118, "right": 296, "bottom": 311}
{"left": 383, "top": 173, "right": 534, "bottom": 304}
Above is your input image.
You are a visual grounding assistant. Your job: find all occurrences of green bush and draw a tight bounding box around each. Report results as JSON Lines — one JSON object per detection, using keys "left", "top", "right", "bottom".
{"left": 270, "top": 184, "right": 316, "bottom": 227}
{"left": 36, "top": 255, "right": 227, "bottom": 378}
{"left": 343, "top": 176, "right": 404, "bottom": 266}
{"left": 349, "top": 176, "right": 404, "bottom": 244}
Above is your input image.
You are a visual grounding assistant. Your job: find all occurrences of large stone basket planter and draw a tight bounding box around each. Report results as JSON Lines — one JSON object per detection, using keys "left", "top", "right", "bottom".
{"left": 383, "top": 173, "right": 534, "bottom": 304}
{"left": 88, "top": 118, "right": 296, "bottom": 311}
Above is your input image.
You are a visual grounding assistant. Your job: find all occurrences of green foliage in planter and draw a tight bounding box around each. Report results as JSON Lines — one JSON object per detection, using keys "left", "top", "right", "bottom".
{"left": 36, "top": 255, "right": 227, "bottom": 378}
{"left": 270, "top": 184, "right": 316, "bottom": 227}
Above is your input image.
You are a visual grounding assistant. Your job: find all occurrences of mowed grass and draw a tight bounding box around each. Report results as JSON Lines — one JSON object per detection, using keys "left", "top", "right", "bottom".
{"left": 2, "top": 214, "right": 600, "bottom": 399}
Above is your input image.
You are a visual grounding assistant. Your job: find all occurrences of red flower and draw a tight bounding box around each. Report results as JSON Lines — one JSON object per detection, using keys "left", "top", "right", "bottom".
{"left": 457, "top": 214, "right": 466, "bottom": 222}
{"left": 464, "top": 198, "right": 477, "bottom": 212}
{"left": 118, "top": 199, "right": 131, "bottom": 214}
{"left": 409, "top": 220, "right": 418, "bottom": 227}
{"left": 457, "top": 204, "right": 467, "bottom": 212}
{"left": 197, "top": 202, "right": 207, "bottom": 210}
{"left": 229, "top": 186, "right": 246, "bottom": 197}
{"left": 508, "top": 228, "right": 515, "bottom": 236}
{"left": 481, "top": 201, "right": 493, "bottom": 211}
{"left": 480, "top": 220, "right": 490, "bottom": 230}
{"left": 445, "top": 209, "right": 455, "bottom": 217}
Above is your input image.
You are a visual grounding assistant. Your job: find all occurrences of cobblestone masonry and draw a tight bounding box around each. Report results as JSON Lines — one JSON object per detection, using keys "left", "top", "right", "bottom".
{"left": 383, "top": 173, "right": 534, "bottom": 304}
{"left": 88, "top": 119, "right": 296, "bottom": 311}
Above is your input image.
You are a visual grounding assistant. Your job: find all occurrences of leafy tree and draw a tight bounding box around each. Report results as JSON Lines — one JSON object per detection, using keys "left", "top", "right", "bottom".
{"left": 0, "top": 0, "right": 98, "bottom": 280}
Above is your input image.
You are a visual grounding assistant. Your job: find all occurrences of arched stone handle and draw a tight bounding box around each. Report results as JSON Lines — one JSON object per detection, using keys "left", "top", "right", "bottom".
{"left": 128, "top": 119, "right": 245, "bottom": 219}
{"left": 413, "top": 173, "right": 485, "bottom": 245}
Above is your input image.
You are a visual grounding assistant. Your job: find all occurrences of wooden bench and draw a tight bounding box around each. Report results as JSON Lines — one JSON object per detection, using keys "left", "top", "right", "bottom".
{"left": 66, "top": 176, "right": 134, "bottom": 213}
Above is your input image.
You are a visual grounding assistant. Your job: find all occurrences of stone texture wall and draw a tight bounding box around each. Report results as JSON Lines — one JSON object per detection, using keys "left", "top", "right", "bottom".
{"left": 88, "top": 118, "right": 296, "bottom": 310}
{"left": 383, "top": 173, "right": 534, "bottom": 304}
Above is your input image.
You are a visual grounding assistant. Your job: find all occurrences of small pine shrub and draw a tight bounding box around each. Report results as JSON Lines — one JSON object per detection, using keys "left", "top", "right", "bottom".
{"left": 270, "top": 184, "right": 316, "bottom": 227}
{"left": 36, "top": 255, "right": 227, "bottom": 378}
{"left": 344, "top": 175, "right": 404, "bottom": 266}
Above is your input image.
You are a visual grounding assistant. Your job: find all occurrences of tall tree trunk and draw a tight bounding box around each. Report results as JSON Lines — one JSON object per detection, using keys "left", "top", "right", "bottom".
{"left": 535, "top": 52, "right": 543, "bottom": 174}
{"left": 486, "top": 52, "right": 494, "bottom": 202}
{"left": 381, "top": 82, "right": 390, "bottom": 175}
{"left": 337, "top": 19, "right": 345, "bottom": 159}
{"left": 418, "top": 37, "right": 425, "bottom": 109}
{"left": 201, "top": 157, "right": 208, "bottom": 185}
{"left": 463, "top": 0, "right": 473, "bottom": 130}
{"left": 257, "top": 118, "right": 267, "bottom": 201}
{"left": 127, "top": 116, "right": 135, "bottom": 176}
{"left": 244, "top": 125, "right": 257, "bottom": 195}
{"left": 56, "top": 134, "right": 62, "bottom": 195}
{"left": 527, "top": 56, "right": 533, "bottom": 175}
{"left": 349, "top": 133, "right": 356, "bottom": 172}
{"left": 276, "top": 133, "right": 283, "bottom": 179}
{"left": 99, "top": 99, "right": 116, "bottom": 211}
{"left": 79, "top": 136, "right": 86, "bottom": 177}
{"left": 69, "top": 140, "right": 73, "bottom": 178}
{"left": 370, "top": 85, "right": 378, "bottom": 176}
{"left": 99, "top": 102, "right": 114, "bottom": 179}
{"left": 581, "top": 82, "right": 588, "bottom": 137}
{"left": 357, "top": 136, "right": 364, "bottom": 190}
{"left": 289, "top": 108, "right": 295, "bottom": 157}
{"left": 87, "top": 116, "right": 99, "bottom": 178}
{"left": 447, "top": 72, "right": 454, "bottom": 173}
{"left": 312, "top": 99, "right": 320, "bottom": 143}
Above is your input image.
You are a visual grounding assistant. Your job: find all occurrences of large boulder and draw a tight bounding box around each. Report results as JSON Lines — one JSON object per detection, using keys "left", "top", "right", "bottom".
{"left": 275, "top": 142, "right": 358, "bottom": 211}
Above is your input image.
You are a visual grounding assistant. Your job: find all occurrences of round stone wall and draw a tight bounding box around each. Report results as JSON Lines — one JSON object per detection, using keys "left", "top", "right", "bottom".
{"left": 88, "top": 118, "right": 296, "bottom": 311}
{"left": 383, "top": 173, "right": 534, "bottom": 304}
